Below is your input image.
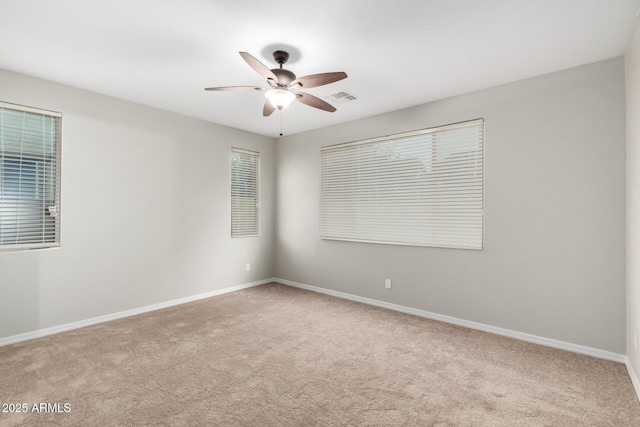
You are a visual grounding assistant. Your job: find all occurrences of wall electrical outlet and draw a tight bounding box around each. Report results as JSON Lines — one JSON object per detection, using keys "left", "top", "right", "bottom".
{"left": 245, "top": 263, "right": 251, "bottom": 272}
{"left": 385, "top": 279, "right": 392, "bottom": 289}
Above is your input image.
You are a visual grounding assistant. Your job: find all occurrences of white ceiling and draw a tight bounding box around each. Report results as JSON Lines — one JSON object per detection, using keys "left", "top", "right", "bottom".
{"left": 1, "top": 0, "right": 639, "bottom": 137}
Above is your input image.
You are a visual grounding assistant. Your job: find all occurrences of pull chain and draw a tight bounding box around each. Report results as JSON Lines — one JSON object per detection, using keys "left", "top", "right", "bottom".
{"left": 279, "top": 109, "right": 284, "bottom": 136}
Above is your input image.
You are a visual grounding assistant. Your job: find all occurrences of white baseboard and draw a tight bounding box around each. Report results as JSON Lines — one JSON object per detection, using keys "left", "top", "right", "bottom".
{"left": 627, "top": 360, "right": 640, "bottom": 403}
{"left": 274, "top": 277, "right": 627, "bottom": 364}
{"left": 0, "top": 278, "right": 275, "bottom": 347}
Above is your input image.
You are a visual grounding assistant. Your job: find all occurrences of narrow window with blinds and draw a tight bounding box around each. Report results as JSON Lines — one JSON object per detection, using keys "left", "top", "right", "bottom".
{"left": 320, "top": 119, "right": 483, "bottom": 250}
{"left": 231, "top": 148, "right": 259, "bottom": 237}
{"left": 0, "top": 102, "right": 62, "bottom": 251}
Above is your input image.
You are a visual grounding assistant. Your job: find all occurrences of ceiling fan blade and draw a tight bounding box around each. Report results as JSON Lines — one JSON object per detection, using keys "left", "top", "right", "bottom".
{"left": 295, "top": 92, "right": 336, "bottom": 112}
{"left": 291, "top": 72, "right": 347, "bottom": 89}
{"left": 263, "top": 100, "right": 276, "bottom": 117}
{"left": 240, "top": 52, "right": 278, "bottom": 83}
{"left": 204, "top": 86, "right": 264, "bottom": 91}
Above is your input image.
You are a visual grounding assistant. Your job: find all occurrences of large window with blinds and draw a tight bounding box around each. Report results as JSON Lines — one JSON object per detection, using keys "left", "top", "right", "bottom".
{"left": 231, "top": 148, "right": 259, "bottom": 237}
{"left": 0, "top": 102, "right": 62, "bottom": 251}
{"left": 320, "top": 119, "right": 483, "bottom": 250}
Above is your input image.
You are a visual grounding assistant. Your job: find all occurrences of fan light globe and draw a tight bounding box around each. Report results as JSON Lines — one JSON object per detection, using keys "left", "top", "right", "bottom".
{"left": 265, "top": 89, "right": 295, "bottom": 110}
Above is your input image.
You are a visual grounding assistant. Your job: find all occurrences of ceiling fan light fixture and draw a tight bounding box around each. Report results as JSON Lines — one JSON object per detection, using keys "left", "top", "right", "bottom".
{"left": 265, "top": 89, "right": 296, "bottom": 110}
{"left": 205, "top": 51, "right": 347, "bottom": 116}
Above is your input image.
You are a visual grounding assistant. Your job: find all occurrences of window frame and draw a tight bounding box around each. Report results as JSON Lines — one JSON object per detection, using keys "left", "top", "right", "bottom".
{"left": 230, "top": 147, "right": 260, "bottom": 238}
{"left": 320, "top": 118, "right": 484, "bottom": 250}
{"left": 0, "top": 101, "right": 62, "bottom": 252}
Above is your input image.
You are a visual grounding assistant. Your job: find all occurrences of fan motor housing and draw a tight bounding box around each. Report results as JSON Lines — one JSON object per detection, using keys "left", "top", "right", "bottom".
{"left": 271, "top": 68, "right": 296, "bottom": 85}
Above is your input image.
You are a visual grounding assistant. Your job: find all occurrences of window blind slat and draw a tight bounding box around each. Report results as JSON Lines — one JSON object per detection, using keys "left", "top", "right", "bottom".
{"left": 320, "top": 119, "right": 483, "bottom": 250}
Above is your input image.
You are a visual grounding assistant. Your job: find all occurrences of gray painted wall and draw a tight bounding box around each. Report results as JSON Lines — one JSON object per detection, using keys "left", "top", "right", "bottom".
{"left": 275, "top": 58, "right": 627, "bottom": 354}
{"left": 0, "top": 69, "right": 276, "bottom": 339}
{"left": 626, "top": 24, "right": 640, "bottom": 377}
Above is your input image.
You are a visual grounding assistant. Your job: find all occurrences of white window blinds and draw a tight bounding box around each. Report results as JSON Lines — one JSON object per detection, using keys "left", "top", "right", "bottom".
{"left": 231, "top": 148, "right": 259, "bottom": 237}
{"left": 320, "top": 119, "right": 483, "bottom": 250}
{"left": 0, "top": 102, "right": 62, "bottom": 251}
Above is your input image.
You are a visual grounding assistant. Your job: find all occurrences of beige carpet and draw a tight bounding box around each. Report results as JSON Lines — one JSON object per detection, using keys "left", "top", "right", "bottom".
{"left": 0, "top": 283, "right": 639, "bottom": 426}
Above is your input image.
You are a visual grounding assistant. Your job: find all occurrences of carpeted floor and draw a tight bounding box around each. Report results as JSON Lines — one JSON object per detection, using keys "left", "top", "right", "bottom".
{"left": 0, "top": 282, "right": 639, "bottom": 426}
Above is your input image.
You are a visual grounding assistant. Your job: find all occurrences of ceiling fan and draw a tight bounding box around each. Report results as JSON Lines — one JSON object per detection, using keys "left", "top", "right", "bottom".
{"left": 205, "top": 50, "right": 347, "bottom": 116}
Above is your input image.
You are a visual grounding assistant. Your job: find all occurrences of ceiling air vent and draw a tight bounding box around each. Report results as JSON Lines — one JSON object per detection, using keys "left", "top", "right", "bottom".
{"left": 324, "top": 90, "right": 358, "bottom": 105}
